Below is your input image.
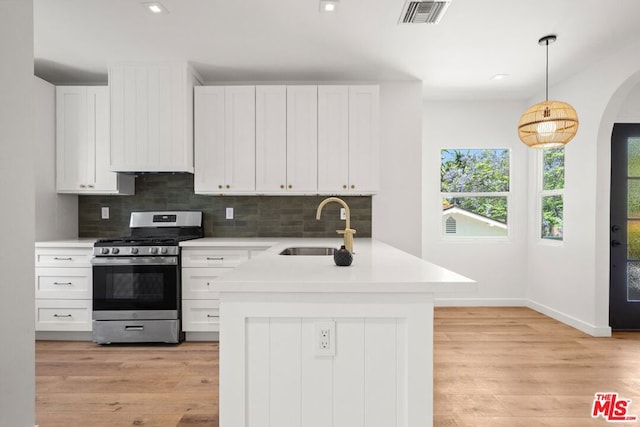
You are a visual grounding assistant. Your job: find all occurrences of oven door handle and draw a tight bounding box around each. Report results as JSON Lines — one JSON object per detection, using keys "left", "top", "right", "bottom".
{"left": 91, "top": 256, "right": 178, "bottom": 266}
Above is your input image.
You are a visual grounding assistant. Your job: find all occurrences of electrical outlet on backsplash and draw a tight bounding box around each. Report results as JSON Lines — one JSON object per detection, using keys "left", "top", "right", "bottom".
{"left": 78, "top": 174, "right": 372, "bottom": 238}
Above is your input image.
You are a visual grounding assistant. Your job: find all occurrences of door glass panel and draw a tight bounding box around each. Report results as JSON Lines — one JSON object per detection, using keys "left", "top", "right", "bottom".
{"left": 627, "top": 262, "right": 640, "bottom": 301}
{"left": 628, "top": 220, "right": 640, "bottom": 259}
{"left": 628, "top": 179, "right": 640, "bottom": 218}
{"left": 628, "top": 138, "right": 640, "bottom": 177}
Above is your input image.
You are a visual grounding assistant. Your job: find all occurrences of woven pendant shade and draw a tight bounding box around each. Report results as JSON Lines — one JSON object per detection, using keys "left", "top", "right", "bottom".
{"left": 518, "top": 35, "right": 579, "bottom": 149}
{"left": 517, "top": 100, "right": 579, "bottom": 149}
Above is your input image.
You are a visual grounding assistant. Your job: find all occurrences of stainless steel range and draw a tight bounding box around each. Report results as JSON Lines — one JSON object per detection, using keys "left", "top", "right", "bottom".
{"left": 91, "top": 211, "right": 203, "bottom": 344}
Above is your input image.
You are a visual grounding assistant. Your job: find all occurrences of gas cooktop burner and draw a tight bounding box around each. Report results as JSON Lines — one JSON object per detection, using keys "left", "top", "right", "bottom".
{"left": 92, "top": 211, "right": 203, "bottom": 257}
{"left": 94, "top": 236, "right": 198, "bottom": 247}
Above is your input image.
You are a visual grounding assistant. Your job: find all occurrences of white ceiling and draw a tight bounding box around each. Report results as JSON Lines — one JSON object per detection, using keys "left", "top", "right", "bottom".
{"left": 33, "top": 0, "right": 640, "bottom": 100}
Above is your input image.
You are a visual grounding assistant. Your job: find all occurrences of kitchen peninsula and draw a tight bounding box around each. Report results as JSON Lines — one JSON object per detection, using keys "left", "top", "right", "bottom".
{"left": 183, "top": 238, "right": 475, "bottom": 427}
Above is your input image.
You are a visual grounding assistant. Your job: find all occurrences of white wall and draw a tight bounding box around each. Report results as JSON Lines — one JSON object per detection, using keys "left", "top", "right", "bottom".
{"left": 423, "top": 100, "right": 529, "bottom": 305}
{"left": 34, "top": 77, "right": 78, "bottom": 241}
{"left": 0, "top": 1, "right": 35, "bottom": 426}
{"left": 372, "top": 81, "right": 423, "bottom": 257}
{"left": 526, "top": 38, "right": 640, "bottom": 336}
{"left": 615, "top": 82, "right": 640, "bottom": 123}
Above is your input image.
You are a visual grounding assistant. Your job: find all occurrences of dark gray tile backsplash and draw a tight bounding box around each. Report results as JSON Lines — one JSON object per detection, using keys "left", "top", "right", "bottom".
{"left": 78, "top": 174, "right": 372, "bottom": 238}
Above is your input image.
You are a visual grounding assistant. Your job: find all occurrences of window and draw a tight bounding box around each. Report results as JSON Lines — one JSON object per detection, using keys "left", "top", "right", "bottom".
{"left": 441, "top": 149, "right": 510, "bottom": 237}
{"left": 540, "top": 147, "right": 564, "bottom": 240}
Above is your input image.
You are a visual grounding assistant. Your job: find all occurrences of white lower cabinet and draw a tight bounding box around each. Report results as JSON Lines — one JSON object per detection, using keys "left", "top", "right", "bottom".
{"left": 181, "top": 246, "right": 266, "bottom": 336}
{"left": 35, "top": 299, "right": 92, "bottom": 331}
{"left": 182, "top": 300, "right": 221, "bottom": 332}
{"left": 35, "top": 246, "right": 93, "bottom": 332}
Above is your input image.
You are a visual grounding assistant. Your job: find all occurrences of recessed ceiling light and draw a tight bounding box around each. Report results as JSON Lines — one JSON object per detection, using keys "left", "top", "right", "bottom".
{"left": 319, "top": 0, "right": 339, "bottom": 12}
{"left": 490, "top": 74, "right": 509, "bottom": 81}
{"left": 142, "top": 2, "right": 168, "bottom": 14}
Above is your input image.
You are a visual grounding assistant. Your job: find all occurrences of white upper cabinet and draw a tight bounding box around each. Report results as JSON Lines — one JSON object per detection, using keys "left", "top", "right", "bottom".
{"left": 255, "top": 86, "right": 287, "bottom": 192}
{"left": 194, "top": 86, "right": 256, "bottom": 194}
{"left": 56, "top": 86, "right": 134, "bottom": 194}
{"left": 255, "top": 86, "right": 318, "bottom": 194}
{"left": 318, "top": 85, "right": 379, "bottom": 194}
{"left": 286, "top": 86, "right": 318, "bottom": 193}
{"left": 348, "top": 85, "right": 379, "bottom": 193}
{"left": 194, "top": 84, "right": 377, "bottom": 196}
{"left": 109, "top": 63, "right": 200, "bottom": 173}
{"left": 318, "top": 86, "right": 350, "bottom": 193}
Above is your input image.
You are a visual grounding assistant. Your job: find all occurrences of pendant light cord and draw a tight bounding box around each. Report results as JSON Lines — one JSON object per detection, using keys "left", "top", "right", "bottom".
{"left": 545, "top": 39, "right": 549, "bottom": 101}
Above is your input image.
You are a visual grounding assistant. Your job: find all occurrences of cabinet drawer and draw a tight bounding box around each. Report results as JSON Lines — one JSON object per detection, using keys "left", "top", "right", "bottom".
{"left": 182, "top": 267, "right": 235, "bottom": 299}
{"left": 35, "top": 248, "right": 92, "bottom": 267}
{"left": 181, "top": 248, "right": 249, "bottom": 268}
{"left": 35, "top": 267, "right": 92, "bottom": 299}
{"left": 182, "top": 299, "right": 220, "bottom": 332}
{"left": 35, "top": 299, "right": 92, "bottom": 331}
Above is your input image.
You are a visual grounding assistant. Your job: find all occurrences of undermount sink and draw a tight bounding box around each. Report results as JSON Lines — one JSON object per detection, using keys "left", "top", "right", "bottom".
{"left": 279, "top": 247, "right": 337, "bottom": 256}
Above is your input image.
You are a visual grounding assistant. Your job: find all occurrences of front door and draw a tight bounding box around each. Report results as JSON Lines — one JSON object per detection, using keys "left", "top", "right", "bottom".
{"left": 610, "top": 123, "right": 640, "bottom": 330}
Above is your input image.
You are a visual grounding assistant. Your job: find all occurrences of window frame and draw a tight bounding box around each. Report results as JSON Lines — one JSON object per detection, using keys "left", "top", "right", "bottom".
{"left": 538, "top": 147, "right": 565, "bottom": 245}
{"left": 440, "top": 148, "right": 512, "bottom": 241}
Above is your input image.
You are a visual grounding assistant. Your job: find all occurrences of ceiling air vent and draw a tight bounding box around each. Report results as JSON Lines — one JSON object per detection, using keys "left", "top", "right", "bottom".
{"left": 399, "top": 0, "right": 452, "bottom": 24}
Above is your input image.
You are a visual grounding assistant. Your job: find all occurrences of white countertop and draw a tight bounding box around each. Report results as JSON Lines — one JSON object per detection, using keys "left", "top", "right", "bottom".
{"left": 207, "top": 238, "right": 476, "bottom": 294}
{"left": 35, "top": 238, "right": 97, "bottom": 248}
{"left": 179, "top": 237, "right": 279, "bottom": 248}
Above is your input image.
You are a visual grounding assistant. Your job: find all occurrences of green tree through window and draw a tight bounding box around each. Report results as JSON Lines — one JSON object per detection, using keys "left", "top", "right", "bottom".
{"left": 541, "top": 148, "right": 564, "bottom": 240}
{"left": 441, "top": 149, "right": 509, "bottom": 224}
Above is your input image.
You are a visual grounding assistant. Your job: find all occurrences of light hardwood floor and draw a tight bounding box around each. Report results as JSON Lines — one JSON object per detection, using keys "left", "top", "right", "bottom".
{"left": 36, "top": 307, "right": 640, "bottom": 427}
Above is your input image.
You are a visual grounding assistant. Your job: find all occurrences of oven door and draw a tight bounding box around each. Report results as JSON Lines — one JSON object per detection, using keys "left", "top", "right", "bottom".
{"left": 92, "top": 256, "right": 179, "bottom": 321}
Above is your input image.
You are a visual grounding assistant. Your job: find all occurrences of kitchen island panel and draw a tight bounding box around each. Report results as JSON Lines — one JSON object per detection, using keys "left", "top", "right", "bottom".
{"left": 221, "top": 292, "right": 432, "bottom": 427}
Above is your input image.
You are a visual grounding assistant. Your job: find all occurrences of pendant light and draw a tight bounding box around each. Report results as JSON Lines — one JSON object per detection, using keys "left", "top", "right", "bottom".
{"left": 518, "top": 35, "right": 579, "bottom": 149}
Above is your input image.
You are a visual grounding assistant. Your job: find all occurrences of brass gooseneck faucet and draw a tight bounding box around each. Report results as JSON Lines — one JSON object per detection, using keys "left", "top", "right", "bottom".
{"left": 316, "top": 197, "right": 356, "bottom": 253}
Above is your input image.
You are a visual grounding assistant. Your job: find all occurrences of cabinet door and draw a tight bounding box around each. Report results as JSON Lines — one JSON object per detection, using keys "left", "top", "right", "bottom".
{"left": 88, "top": 87, "right": 121, "bottom": 192}
{"left": 56, "top": 86, "right": 133, "bottom": 194}
{"left": 182, "top": 267, "right": 235, "bottom": 299}
{"left": 194, "top": 86, "right": 255, "bottom": 193}
{"left": 181, "top": 248, "right": 250, "bottom": 268}
{"left": 194, "top": 86, "right": 226, "bottom": 193}
{"left": 318, "top": 86, "right": 349, "bottom": 193}
{"left": 35, "top": 248, "right": 93, "bottom": 267}
{"left": 348, "top": 86, "right": 379, "bottom": 193}
{"left": 35, "top": 267, "right": 92, "bottom": 299}
{"left": 35, "top": 299, "right": 92, "bottom": 331}
{"left": 286, "top": 86, "right": 318, "bottom": 193}
{"left": 256, "top": 86, "right": 287, "bottom": 192}
{"left": 224, "top": 86, "right": 255, "bottom": 192}
{"left": 56, "top": 87, "right": 88, "bottom": 192}
{"left": 182, "top": 299, "right": 220, "bottom": 332}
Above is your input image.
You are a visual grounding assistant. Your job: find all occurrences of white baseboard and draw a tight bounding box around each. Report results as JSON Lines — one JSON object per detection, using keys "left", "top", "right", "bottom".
{"left": 434, "top": 297, "right": 527, "bottom": 307}
{"left": 526, "top": 300, "right": 612, "bottom": 337}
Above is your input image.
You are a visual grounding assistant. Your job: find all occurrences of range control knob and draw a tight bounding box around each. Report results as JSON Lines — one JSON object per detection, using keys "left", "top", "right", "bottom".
{"left": 130, "top": 247, "right": 139, "bottom": 254}
{"left": 100, "top": 247, "right": 110, "bottom": 255}
{"left": 112, "top": 248, "right": 120, "bottom": 255}
{"left": 160, "top": 247, "right": 168, "bottom": 254}
{"left": 149, "top": 247, "right": 158, "bottom": 255}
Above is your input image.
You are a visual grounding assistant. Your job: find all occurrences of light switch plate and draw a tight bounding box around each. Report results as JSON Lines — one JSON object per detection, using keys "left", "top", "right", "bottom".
{"left": 226, "top": 207, "right": 234, "bottom": 220}
{"left": 101, "top": 207, "right": 109, "bottom": 220}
